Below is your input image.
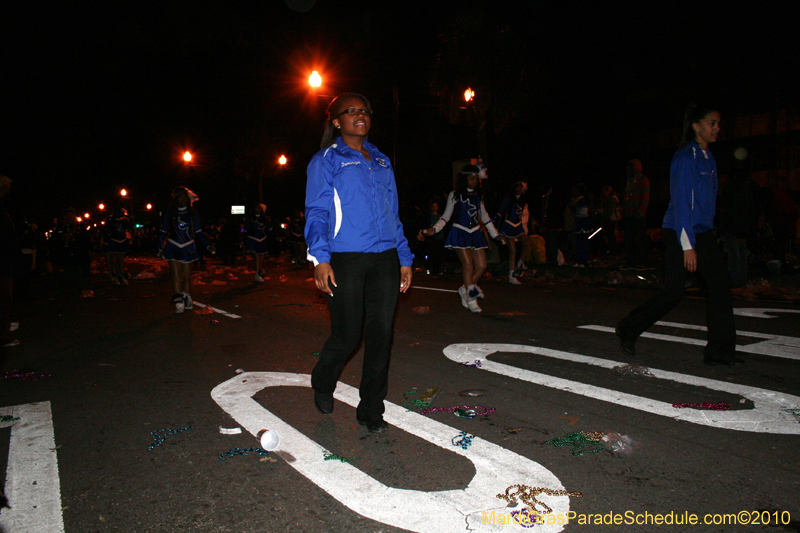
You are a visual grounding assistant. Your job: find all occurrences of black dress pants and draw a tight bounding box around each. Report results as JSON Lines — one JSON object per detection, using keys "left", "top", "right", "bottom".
{"left": 311, "top": 249, "right": 400, "bottom": 421}
{"left": 619, "top": 229, "right": 736, "bottom": 361}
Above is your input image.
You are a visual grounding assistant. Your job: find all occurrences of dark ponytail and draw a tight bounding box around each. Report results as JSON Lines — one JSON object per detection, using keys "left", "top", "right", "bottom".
{"left": 682, "top": 104, "right": 717, "bottom": 146}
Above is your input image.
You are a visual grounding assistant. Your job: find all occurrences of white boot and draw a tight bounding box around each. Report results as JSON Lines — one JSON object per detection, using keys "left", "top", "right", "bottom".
{"left": 509, "top": 270, "right": 521, "bottom": 285}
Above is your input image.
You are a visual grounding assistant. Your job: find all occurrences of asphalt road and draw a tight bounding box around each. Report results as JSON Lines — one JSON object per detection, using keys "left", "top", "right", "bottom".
{"left": 2, "top": 254, "right": 799, "bottom": 533}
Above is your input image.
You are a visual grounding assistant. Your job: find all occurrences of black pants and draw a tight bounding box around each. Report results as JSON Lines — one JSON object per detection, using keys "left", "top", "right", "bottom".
{"left": 311, "top": 249, "right": 400, "bottom": 421}
{"left": 623, "top": 216, "right": 648, "bottom": 266}
{"left": 619, "top": 229, "right": 736, "bottom": 361}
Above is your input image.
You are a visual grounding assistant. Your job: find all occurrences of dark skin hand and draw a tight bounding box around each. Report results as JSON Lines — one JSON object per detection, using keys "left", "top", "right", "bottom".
{"left": 314, "top": 263, "right": 413, "bottom": 296}
{"left": 684, "top": 249, "right": 697, "bottom": 273}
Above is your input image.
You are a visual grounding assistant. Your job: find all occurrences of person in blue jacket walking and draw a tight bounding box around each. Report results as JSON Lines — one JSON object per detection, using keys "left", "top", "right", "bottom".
{"left": 616, "top": 105, "right": 742, "bottom": 366}
{"left": 305, "top": 92, "right": 414, "bottom": 433}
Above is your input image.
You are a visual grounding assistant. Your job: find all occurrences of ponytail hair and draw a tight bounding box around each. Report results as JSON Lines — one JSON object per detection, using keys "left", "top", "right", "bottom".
{"left": 682, "top": 104, "right": 717, "bottom": 146}
{"left": 320, "top": 92, "right": 372, "bottom": 149}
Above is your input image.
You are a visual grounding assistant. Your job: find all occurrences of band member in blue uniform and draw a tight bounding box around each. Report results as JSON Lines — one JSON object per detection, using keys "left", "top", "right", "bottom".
{"left": 616, "top": 104, "right": 742, "bottom": 366}
{"left": 243, "top": 203, "right": 271, "bottom": 283}
{"left": 305, "top": 92, "right": 413, "bottom": 433}
{"left": 420, "top": 164, "right": 500, "bottom": 313}
{"left": 103, "top": 207, "right": 133, "bottom": 285}
{"left": 157, "top": 187, "right": 213, "bottom": 313}
{"left": 495, "top": 181, "right": 530, "bottom": 285}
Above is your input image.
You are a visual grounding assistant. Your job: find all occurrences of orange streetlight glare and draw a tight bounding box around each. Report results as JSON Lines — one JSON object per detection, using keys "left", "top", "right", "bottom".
{"left": 84, "top": 213, "right": 90, "bottom": 219}
{"left": 99, "top": 203, "right": 105, "bottom": 210}
{"left": 464, "top": 88, "right": 475, "bottom": 102}
{"left": 279, "top": 155, "right": 287, "bottom": 165}
{"left": 309, "top": 71, "right": 322, "bottom": 88}
{"left": 183, "top": 151, "right": 192, "bottom": 162}
{"left": 146, "top": 203, "right": 152, "bottom": 210}
{"left": 120, "top": 189, "right": 128, "bottom": 197}
{"left": 77, "top": 217, "right": 82, "bottom": 222}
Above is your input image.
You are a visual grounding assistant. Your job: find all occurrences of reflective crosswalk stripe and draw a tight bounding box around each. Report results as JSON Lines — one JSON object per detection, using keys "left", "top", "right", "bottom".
{"left": 443, "top": 343, "right": 800, "bottom": 435}
{"left": 211, "top": 372, "right": 570, "bottom": 533}
{"left": 580, "top": 321, "right": 800, "bottom": 361}
{"left": 0, "top": 401, "right": 64, "bottom": 533}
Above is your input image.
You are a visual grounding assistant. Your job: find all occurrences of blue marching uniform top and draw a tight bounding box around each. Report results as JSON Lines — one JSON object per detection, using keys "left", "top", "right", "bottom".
{"left": 304, "top": 137, "right": 413, "bottom": 267}
{"left": 243, "top": 216, "right": 271, "bottom": 254}
{"left": 496, "top": 195, "right": 528, "bottom": 238}
{"left": 662, "top": 140, "right": 718, "bottom": 250}
{"left": 158, "top": 207, "right": 208, "bottom": 263}
{"left": 432, "top": 189, "right": 499, "bottom": 249}
{"left": 103, "top": 215, "right": 133, "bottom": 254}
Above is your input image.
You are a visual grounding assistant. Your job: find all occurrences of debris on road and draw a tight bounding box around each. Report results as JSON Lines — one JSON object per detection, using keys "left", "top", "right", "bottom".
{"left": 217, "top": 447, "right": 270, "bottom": 461}
{"left": 218, "top": 427, "right": 242, "bottom": 435}
{"left": 148, "top": 426, "right": 192, "bottom": 451}
{"left": 612, "top": 363, "right": 654, "bottom": 377}
{"left": 458, "top": 389, "right": 487, "bottom": 397}
{"left": 323, "top": 451, "right": 360, "bottom": 463}
{"left": 412, "top": 306, "right": 430, "bottom": 315}
{"left": 544, "top": 431, "right": 605, "bottom": 456}
{"left": 602, "top": 432, "right": 640, "bottom": 455}
{"left": 452, "top": 431, "right": 475, "bottom": 449}
{"left": 672, "top": 402, "right": 731, "bottom": 410}
{"left": 497, "top": 484, "right": 583, "bottom": 516}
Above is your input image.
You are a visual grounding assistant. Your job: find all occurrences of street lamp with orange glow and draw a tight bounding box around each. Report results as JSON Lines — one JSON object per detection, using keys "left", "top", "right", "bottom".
{"left": 146, "top": 203, "right": 152, "bottom": 210}
{"left": 120, "top": 189, "right": 128, "bottom": 197}
{"left": 99, "top": 203, "right": 105, "bottom": 211}
{"left": 84, "top": 213, "right": 90, "bottom": 219}
{"left": 464, "top": 88, "right": 475, "bottom": 102}
{"left": 279, "top": 155, "right": 287, "bottom": 166}
{"left": 309, "top": 70, "right": 322, "bottom": 89}
{"left": 183, "top": 151, "right": 192, "bottom": 163}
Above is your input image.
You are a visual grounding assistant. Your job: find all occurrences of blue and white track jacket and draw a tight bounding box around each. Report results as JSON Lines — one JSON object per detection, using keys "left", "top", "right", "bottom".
{"left": 304, "top": 138, "right": 414, "bottom": 267}
{"left": 662, "top": 141, "right": 718, "bottom": 250}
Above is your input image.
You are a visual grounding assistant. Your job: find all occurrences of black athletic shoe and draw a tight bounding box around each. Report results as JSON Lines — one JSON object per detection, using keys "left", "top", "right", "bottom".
{"left": 357, "top": 417, "right": 388, "bottom": 433}
{"left": 314, "top": 391, "right": 334, "bottom": 415}
{"left": 615, "top": 324, "right": 636, "bottom": 356}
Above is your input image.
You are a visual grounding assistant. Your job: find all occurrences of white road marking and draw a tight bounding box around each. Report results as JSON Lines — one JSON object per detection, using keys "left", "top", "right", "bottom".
{"left": 0, "top": 402, "right": 65, "bottom": 532}
{"left": 414, "top": 286, "right": 459, "bottom": 293}
{"left": 211, "top": 372, "right": 570, "bottom": 533}
{"left": 579, "top": 322, "right": 800, "bottom": 361}
{"left": 193, "top": 301, "right": 241, "bottom": 319}
{"left": 443, "top": 344, "right": 800, "bottom": 434}
{"left": 734, "top": 308, "right": 800, "bottom": 319}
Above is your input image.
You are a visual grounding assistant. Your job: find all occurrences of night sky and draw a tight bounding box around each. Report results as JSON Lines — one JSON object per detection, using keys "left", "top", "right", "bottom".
{"left": 1, "top": 1, "right": 797, "bottom": 223}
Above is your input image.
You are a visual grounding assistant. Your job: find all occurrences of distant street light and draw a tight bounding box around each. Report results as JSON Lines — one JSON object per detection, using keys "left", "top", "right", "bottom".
{"left": 309, "top": 70, "right": 322, "bottom": 88}
{"left": 279, "top": 155, "right": 287, "bottom": 166}
{"left": 98, "top": 203, "right": 105, "bottom": 210}
{"left": 183, "top": 151, "right": 192, "bottom": 162}
{"left": 464, "top": 88, "right": 475, "bottom": 102}
{"left": 146, "top": 203, "right": 153, "bottom": 210}
{"left": 84, "top": 213, "right": 90, "bottom": 219}
{"left": 120, "top": 189, "right": 128, "bottom": 197}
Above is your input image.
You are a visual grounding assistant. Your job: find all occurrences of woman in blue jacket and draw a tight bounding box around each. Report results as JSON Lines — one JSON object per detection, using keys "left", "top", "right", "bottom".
{"left": 305, "top": 93, "right": 413, "bottom": 433}
{"left": 616, "top": 105, "right": 741, "bottom": 366}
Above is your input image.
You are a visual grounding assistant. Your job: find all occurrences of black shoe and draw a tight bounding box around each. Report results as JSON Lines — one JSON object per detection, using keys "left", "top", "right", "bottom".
{"left": 357, "top": 417, "right": 388, "bottom": 433}
{"left": 704, "top": 356, "right": 746, "bottom": 367}
{"left": 314, "top": 391, "right": 334, "bottom": 415}
{"left": 615, "top": 324, "right": 636, "bottom": 356}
